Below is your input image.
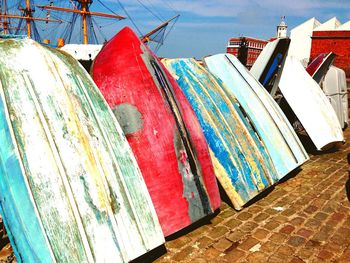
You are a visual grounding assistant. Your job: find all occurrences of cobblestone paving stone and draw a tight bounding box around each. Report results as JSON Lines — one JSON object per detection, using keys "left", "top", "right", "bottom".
{"left": 152, "top": 128, "right": 350, "bottom": 263}
{"left": 0, "top": 122, "right": 349, "bottom": 263}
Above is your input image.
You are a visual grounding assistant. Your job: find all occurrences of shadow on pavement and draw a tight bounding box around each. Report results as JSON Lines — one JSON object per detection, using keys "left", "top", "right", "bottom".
{"left": 131, "top": 245, "right": 167, "bottom": 263}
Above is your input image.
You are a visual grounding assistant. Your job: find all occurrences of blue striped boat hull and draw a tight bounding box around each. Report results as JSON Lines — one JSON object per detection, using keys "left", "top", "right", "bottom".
{"left": 163, "top": 58, "right": 278, "bottom": 210}
{"left": 205, "top": 54, "right": 309, "bottom": 179}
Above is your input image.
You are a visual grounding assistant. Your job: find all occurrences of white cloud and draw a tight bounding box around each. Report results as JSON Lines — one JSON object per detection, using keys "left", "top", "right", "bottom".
{"left": 109, "top": 0, "right": 350, "bottom": 18}
{"left": 104, "top": 0, "right": 350, "bottom": 58}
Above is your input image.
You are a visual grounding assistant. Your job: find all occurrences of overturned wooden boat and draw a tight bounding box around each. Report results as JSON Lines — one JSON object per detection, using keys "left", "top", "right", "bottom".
{"left": 0, "top": 36, "right": 164, "bottom": 262}
{"left": 306, "top": 52, "right": 336, "bottom": 85}
{"left": 279, "top": 56, "right": 344, "bottom": 150}
{"left": 91, "top": 27, "right": 220, "bottom": 236}
{"left": 205, "top": 54, "right": 308, "bottom": 179}
{"left": 250, "top": 38, "right": 290, "bottom": 97}
{"left": 162, "top": 58, "right": 278, "bottom": 210}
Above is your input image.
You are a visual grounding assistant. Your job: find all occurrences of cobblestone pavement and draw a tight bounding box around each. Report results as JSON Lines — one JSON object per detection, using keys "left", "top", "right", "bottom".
{"left": 151, "top": 128, "right": 350, "bottom": 263}
{"left": 0, "top": 128, "right": 349, "bottom": 263}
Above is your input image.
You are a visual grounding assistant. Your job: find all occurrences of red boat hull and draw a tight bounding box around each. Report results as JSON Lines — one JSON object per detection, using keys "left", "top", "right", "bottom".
{"left": 306, "top": 52, "right": 336, "bottom": 85}
{"left": 92, "top": 27, "right": 220, "bottom": 236}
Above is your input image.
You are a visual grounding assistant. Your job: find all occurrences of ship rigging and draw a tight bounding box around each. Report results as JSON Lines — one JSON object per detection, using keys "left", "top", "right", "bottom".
{"left": 0, "top": 0, "right": 179, "bottom": 52}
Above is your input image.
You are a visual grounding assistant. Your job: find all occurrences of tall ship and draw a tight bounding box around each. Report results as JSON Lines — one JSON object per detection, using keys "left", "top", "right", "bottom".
{"left": 0, "top": 0, "right": 178, "bottom": 70}
{"left": 0, "top": 0, "right": 178, "bottom": 46}
{"left": 0, "top": 0, "right": 63, "bottom": 40}
{"left": 0, "top": 0, "right": 127, "bottom": 44}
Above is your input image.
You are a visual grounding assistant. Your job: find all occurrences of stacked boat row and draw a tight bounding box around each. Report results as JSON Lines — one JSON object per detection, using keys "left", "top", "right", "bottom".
{"left": 0, "top": 27, "right": 344, "bottom": 262}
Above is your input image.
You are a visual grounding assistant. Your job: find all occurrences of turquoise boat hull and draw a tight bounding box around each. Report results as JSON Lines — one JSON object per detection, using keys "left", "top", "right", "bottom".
{"left": 0, "top": 37, "right": 164, "bottom": 262}
{"left": 163, "top": 58, "right": 278, "bottom": 210}
{"left": 205, "top": 54, "right": 309, "bottom": 179}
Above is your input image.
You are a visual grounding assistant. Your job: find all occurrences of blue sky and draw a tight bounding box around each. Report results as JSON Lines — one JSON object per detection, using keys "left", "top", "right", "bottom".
{"left": 105, "top": 0, "right": 350, "bottom": 59}
{"left": 15, "top": 0, "right": 350, "bottom": 58}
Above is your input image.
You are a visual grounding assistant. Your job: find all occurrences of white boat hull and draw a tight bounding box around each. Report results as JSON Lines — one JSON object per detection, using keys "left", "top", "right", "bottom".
{"left": 279, "top": 56, "right": 344, "bottom": 150}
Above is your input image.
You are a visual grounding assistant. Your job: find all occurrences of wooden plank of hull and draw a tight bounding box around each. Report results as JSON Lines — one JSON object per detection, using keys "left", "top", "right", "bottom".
{"left": 205, "top": 54, "right": 308, "bottom": 179}
{"left": 162, "top": 58, "right": 278, "bottom": 210}
{"left": 0, "top": 37, "right": 164, "bottom": 262}
{"left": 279, "top": 56, "right": 344, "bottom": 150}
{"left": 91, "top": 27, "right": 220, "bottom": 237}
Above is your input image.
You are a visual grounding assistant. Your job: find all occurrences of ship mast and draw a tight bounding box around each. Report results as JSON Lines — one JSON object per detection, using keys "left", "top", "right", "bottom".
{"left": 142, "top": 14, "right": 179, "bottom": 43}
{"left": 2, "top": 0, "right": 8, "bottom": 34}
{"left": 25, "top": 0, "right": 31, "bottom": 37}
{"left": 0, "top": 0, "right": 12, "bottom": 34}
{"left": 0, "top": 0, "right": 62, "bottom": 38}
{"left": 37, "top": 0, "right": 125, "bottom": 44}
{"left": 81, "top": 0, "right": 88, "bottom": 44}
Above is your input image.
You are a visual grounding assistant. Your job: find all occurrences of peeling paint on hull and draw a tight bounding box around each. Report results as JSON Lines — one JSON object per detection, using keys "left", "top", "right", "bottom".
{"left": 204, "top": 54, "right": 308, "bottom": 179}
{"left": 91, "top": 27, "right": 220, "bottom": 236}
{"left": 163, "top": 58, "right": 278, "bottom": 210}
{"left": 0, "top": 37, "right": 164, "bottom": 262}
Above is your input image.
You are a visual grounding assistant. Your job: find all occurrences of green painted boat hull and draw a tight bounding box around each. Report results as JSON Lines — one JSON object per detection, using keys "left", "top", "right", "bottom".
{"left": 0, "top": 37, "right": 164, "bottom": 262}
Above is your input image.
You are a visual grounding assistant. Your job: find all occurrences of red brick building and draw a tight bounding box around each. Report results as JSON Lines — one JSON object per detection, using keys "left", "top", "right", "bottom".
{"left": 310, "top": 30, "right": 350, "bottom": 77}
{"left": 226, "top": 37, "right": 268, "bottom": 69}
